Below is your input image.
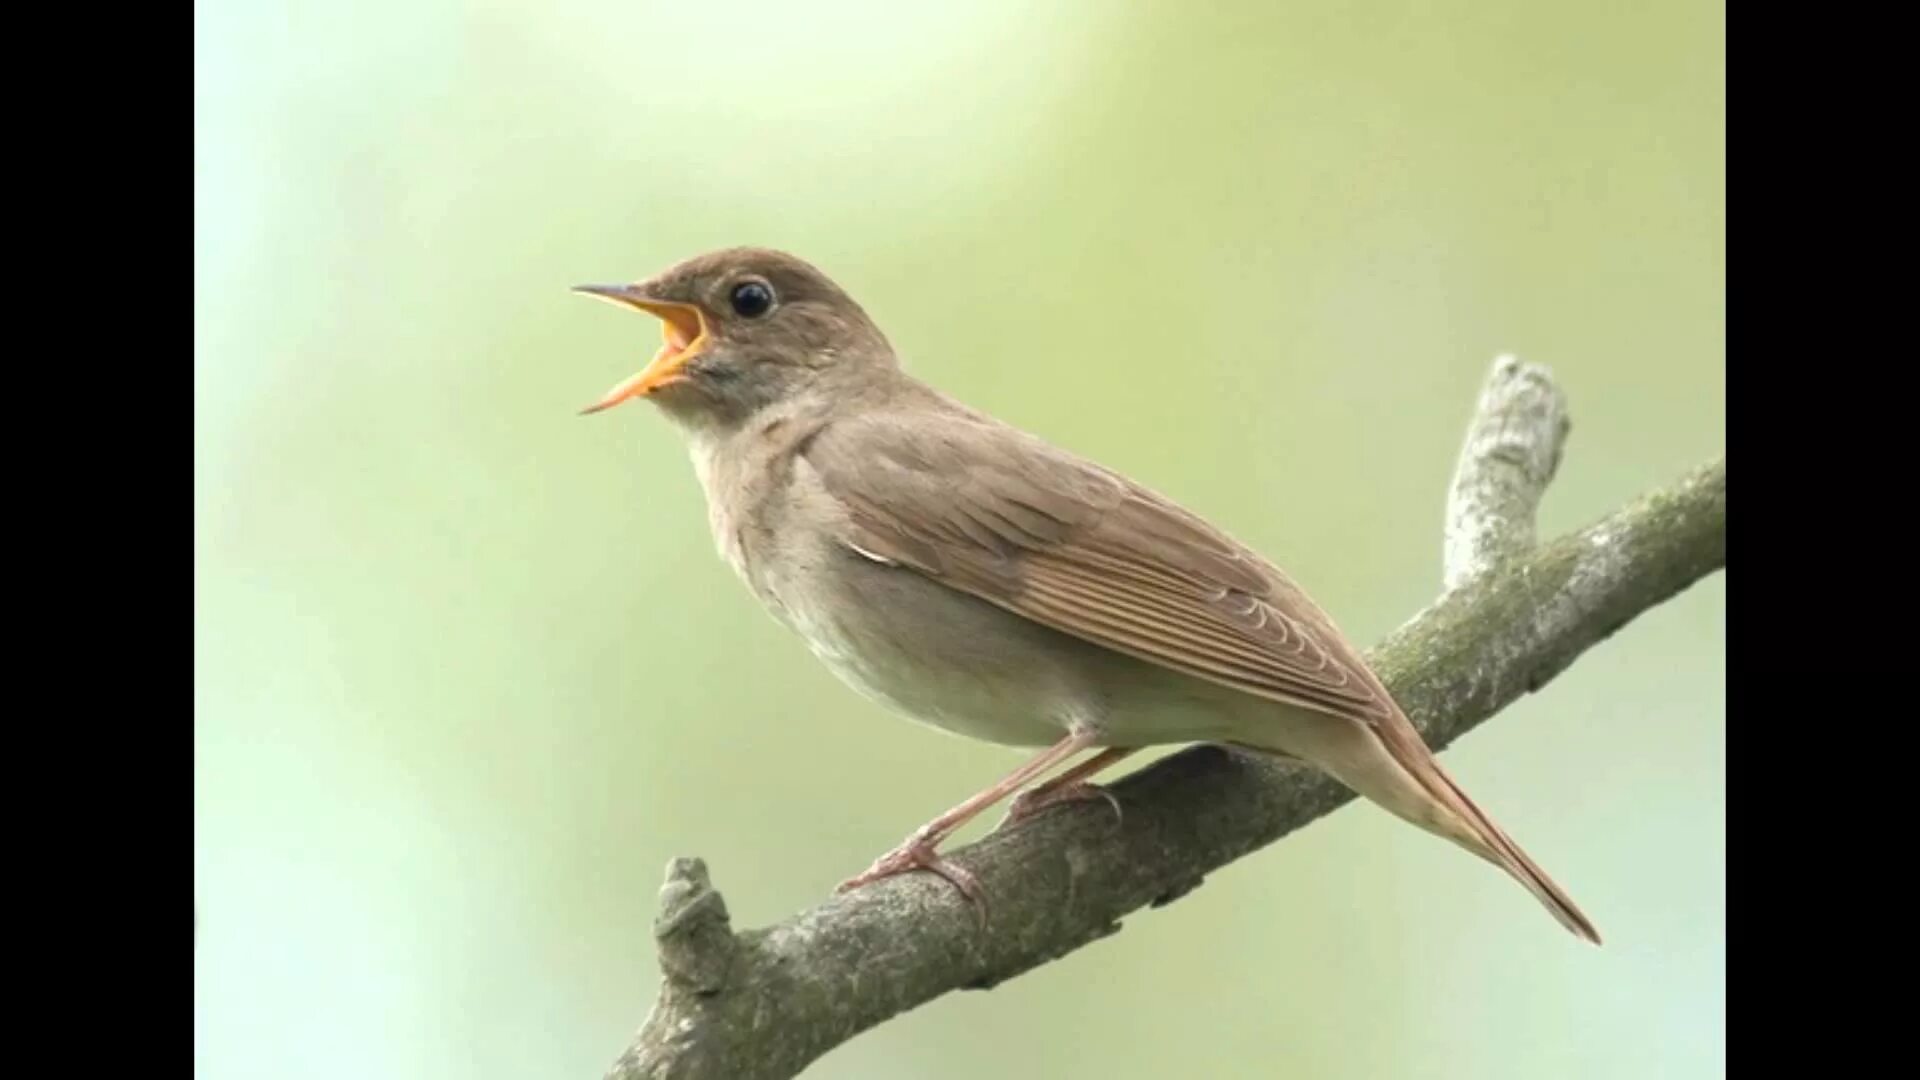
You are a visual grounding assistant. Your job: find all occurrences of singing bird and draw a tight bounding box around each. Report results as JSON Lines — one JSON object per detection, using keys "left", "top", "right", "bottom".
{"left": 575, "top": 247, "right": 1599, "bottom": 943}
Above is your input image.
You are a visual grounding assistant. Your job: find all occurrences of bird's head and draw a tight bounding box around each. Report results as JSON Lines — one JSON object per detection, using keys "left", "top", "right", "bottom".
{"left": 574, "top": 247, "right": 894, "bottom": 429}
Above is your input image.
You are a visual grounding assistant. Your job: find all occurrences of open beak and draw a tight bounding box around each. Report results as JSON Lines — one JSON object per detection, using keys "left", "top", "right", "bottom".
{"left": 572, "top": 284, "right": 711, "bottom": 414}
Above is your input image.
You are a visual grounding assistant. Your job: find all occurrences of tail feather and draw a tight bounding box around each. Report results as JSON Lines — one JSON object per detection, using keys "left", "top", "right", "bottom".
{"left": 1231, "top": 703, "right": 1602, "bottom": 943}
{"left": 1276, "top": 715, "right": 1604, "bottom": 945}
{"left": 1416, "top": 753, "right": 1602, "bottom": 945}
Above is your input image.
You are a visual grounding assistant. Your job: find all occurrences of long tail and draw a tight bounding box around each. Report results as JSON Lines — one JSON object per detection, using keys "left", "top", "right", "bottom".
{"left": 1272, "top": 719, "right": 1603, "bottom": 945}
{"left": 1413, "top": 749, "right": 1602, "bottom": 945}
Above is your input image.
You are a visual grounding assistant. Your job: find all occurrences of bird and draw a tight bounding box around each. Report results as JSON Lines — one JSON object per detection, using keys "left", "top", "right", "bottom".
{"left": 573, "top": 246, "right": 1600, "bottom": 944}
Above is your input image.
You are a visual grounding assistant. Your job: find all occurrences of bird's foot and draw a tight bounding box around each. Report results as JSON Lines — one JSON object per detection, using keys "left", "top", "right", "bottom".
{"left": 836, "top": 830, "right": 988, "bottom": 927}
{"left": 993, "top": 781, "right": 1123, "bottom": 833}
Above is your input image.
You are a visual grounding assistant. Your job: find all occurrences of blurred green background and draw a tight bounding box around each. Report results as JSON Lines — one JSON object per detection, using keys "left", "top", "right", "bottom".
{"left": 193, "top": 1, "right": 1723, "bottom": 1077}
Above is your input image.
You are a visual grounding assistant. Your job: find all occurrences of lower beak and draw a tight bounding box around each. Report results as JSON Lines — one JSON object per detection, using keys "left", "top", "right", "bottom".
{"left": 572, "top": 285, "right": 710, "bottom": 414}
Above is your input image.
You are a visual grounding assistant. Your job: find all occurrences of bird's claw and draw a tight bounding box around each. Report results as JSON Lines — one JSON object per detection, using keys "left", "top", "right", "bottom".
{"left": 993, "top": 781, "right": 1123, "bottom": 833}
{"left": 836, "top": 835, "right": 989, "bottom": 929}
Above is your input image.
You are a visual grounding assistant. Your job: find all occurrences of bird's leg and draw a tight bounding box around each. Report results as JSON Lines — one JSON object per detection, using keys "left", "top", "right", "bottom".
{"left": 994, "top": 746, "right": 1138, "bottom": 832}
{"left": 836, "top": 731, "right": 1098, "bottom": 915}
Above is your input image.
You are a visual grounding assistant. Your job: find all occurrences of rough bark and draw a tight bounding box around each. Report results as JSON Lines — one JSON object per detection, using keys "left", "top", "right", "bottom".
{"left": 604, "top": 357, "right": 1727, "bottom": 1080}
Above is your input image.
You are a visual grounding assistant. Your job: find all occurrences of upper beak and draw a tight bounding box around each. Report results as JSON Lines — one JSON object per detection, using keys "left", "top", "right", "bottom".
{"left": 572, "top": 284, "right": 711, "bottom": 414}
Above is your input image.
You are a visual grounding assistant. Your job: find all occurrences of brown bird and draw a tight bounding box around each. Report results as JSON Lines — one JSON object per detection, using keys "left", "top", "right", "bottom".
{"left": 575, "top": 247, "right": 1600, "bottom": 944}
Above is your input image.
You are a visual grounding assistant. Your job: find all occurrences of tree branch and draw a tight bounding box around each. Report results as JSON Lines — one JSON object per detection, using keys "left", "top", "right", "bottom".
{"left": 604, "top": 358, "right": 1726, "bottom": 1080}
{"left": 1444, "top": 354, "right": 1571, "bottom": 590}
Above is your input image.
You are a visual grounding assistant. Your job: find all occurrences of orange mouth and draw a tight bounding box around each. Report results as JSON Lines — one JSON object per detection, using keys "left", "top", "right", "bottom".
{"left": 572, "top": 284, "right": 711, "bottom": 414}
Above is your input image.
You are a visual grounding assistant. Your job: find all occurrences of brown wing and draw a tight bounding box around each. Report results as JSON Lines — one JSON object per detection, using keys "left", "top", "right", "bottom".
{"left": 802, "top": 410, "right": 1398, "bottom": 725}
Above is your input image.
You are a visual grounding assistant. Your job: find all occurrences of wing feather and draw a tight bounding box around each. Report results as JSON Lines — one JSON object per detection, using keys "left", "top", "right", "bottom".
{"left": 805, "top": 410, "right": 1397, "bottom": 726}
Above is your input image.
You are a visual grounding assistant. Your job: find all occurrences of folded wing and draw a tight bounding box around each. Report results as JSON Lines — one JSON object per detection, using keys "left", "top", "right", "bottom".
{"left": 803, "top": 410, "right": 1396, "bottom": 725}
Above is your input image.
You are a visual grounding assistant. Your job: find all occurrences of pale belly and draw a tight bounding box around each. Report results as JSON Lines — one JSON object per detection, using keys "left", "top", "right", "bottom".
{"left": 767, "top": 548, "right": 1076, "bottom": 745}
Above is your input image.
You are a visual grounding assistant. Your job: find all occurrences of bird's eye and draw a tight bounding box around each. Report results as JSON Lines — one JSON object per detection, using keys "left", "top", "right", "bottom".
{"left": 729, "top": 280, "right": 774, "bottom": 318}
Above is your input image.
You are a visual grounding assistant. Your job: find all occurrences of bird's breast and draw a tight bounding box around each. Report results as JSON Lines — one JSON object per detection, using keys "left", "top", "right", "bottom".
{"left": 684, "top": 422, "right": 1078, "bottom": 747}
